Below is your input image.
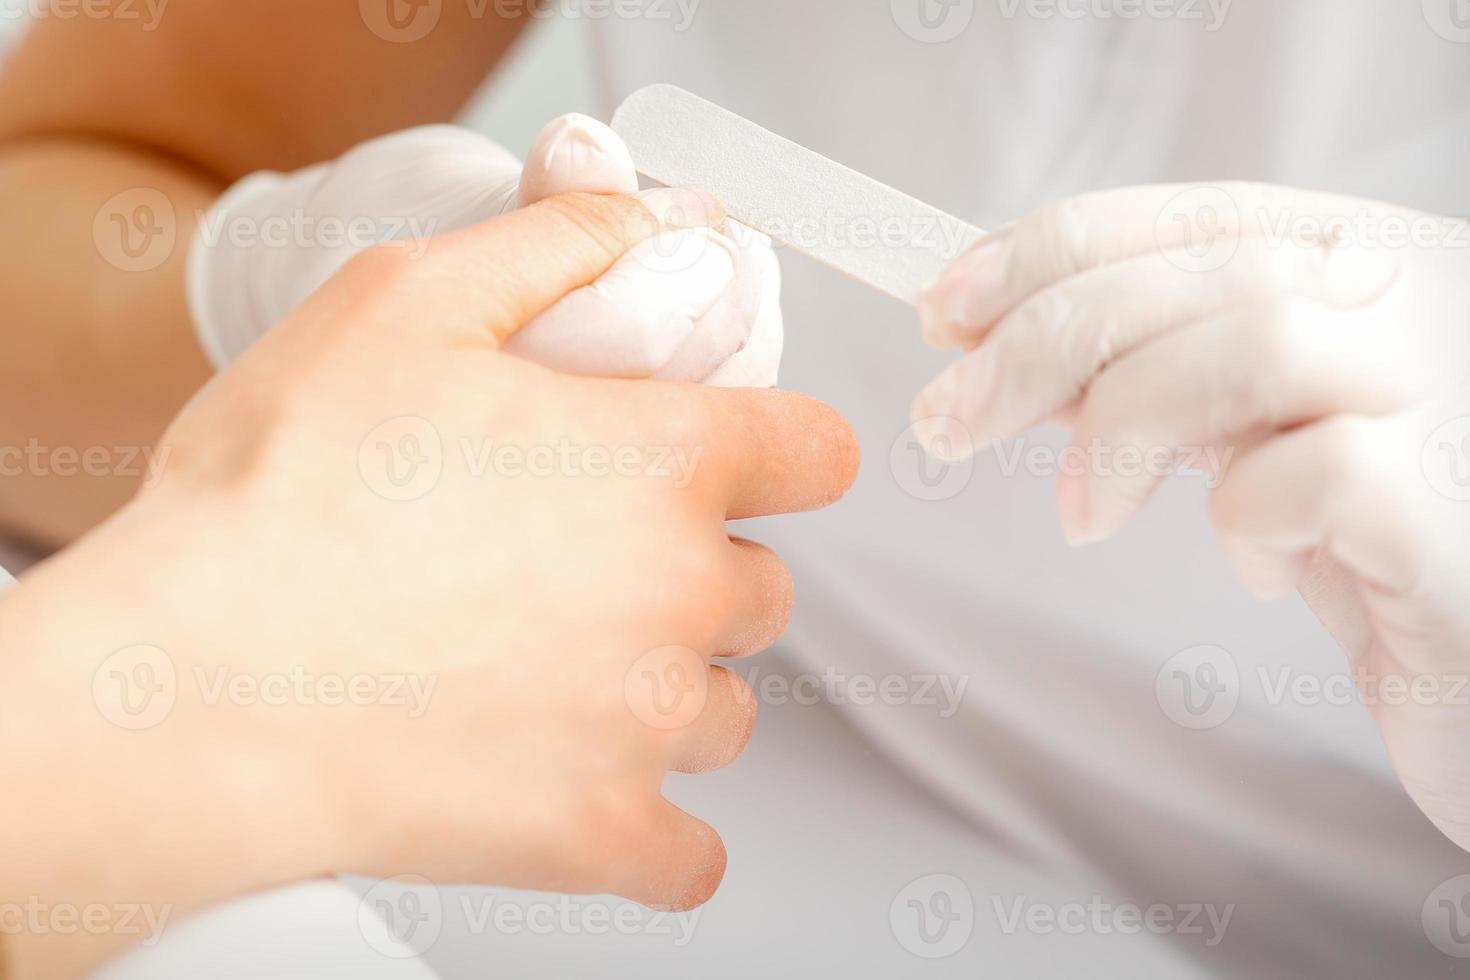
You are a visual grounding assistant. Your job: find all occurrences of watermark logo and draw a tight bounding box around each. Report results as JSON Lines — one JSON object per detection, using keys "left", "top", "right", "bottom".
{"left": 1156, "top": 186, "right": 1240, "bottom": 273}
{"left": 891, "top": 0, "right": 975, "bottom": 43}
{"left": 739, "top": 664, "right": 971, "bottom": 719}
{"left": 1423, "top": 0, "right": 1470, "bottom": 43}
{"left": 1423, "top": 417, "right": 1470, "bottom": 502}
{"left": 94, "top": 188, "right": 176, "bottom": 274}
{"left": 1423, "top": 875, "right": 1470, "bottom": 957}
{"left": 0, "top": 898, "right": 172, "bottom": 946}
{"left": 995, "top": 0, "right": 1232, "bottom": 31}
{"left": 359, "top": 875, "right": 444, "bottom": 958}
{"left": 360, "top": 0, "right": 442, "bottom": 42}
{"left": 359, "top": 416, "right": 444, "bottom": 502}
{"left": 625, "top": 645, "right": 709, "bottom": 730}
{"left": 1155, "top": 644, "right": 1239, "bottom": 730}
{"left": 892, "top": 418, "right": 976, "bottom": 502}
{"left": 93, "top": 645, "right": 178, "bottom": 731}
{"left": 992, "top": 894, "right": 1233, "bottom": 946}
{"left": 890, "top": 874, "right": 974, "bottom": 958}
{"left": 0, "top": 0, "right": 170, "bottom": 31}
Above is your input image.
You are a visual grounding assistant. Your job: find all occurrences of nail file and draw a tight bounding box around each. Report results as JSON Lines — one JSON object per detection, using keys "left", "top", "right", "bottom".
{"left": 611, "top": 84, "right": 987, "bottom": 307}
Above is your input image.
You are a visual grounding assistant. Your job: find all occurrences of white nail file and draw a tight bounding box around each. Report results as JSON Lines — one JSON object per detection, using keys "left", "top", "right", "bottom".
{"left": 611, "top": 84, "right": 986, "bottom": 307}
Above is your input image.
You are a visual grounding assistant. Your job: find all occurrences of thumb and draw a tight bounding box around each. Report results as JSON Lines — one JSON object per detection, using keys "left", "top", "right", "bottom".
{"left": 343, "top": 189, "right": 726, "bottom": 348}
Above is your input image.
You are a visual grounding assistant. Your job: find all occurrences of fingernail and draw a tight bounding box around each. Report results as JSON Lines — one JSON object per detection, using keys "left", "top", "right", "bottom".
{"left": 1224, "top": 542, "right": 1303, "bottom": 601}
{"left": 909, "top": 414, "right": 976, "bottom": 463}
{"left": 917, "top": 236, "right": 1011, "bottom": 348}
{"left": 638, "top": 188, "right": 726, "bottom": 231}
{"left": 1055, "top": 473, "right": 1098, "bottom": 546}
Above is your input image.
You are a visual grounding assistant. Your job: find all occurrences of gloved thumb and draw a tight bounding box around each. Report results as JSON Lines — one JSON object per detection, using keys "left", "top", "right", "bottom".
{"left": 337, "top": 189, "right": 726, "bottom": 348}
{"left": 517, "top": 114, "right": 641, "bottom": 207}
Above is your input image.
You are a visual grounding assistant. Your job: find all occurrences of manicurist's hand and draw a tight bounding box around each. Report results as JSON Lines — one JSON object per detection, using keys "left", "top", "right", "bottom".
{"left": 913, "top": 181, "right": 1470, "bottom": 854}
{"left": 0, "top": 190, "right": 858, "bottom": 980}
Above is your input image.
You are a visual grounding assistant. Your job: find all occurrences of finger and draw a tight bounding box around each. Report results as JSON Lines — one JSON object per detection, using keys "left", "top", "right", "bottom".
{"left": 701, "top": 227, "right": 785, "bottom": 389}
{"left": 654, "top": 228, "right": 768, "bottom": 384}
{"left": 918, "top": 182, "right": 1397, "bottom": 348}
{"left": 1209, "top": 414, "right": 1470, "bottom": 635}
{"left": 507, "top": 228, "right": 739, "bottom": 378}
{"left": 912, "top": 237, "right": 1401, "bottom": 453}
{"left": 608, "top": 800, "right": 727, "bottom": 911}
{"left": 691, "top": 389, "right": 861, "bottom": 521}
{"left": 517, "top": 114, "right": 640, "bottom": 206}
{"left": 668, "top": 665, "right": 758, "bottom": 774}
{"left": 719, "top": 538, "right": 795, "bottom": 658}
{"left": 345, "top": 189, "right": 726, "bottom": 347}
{"left": 1057, "top": 297, "right": 1418, "bottom": 545}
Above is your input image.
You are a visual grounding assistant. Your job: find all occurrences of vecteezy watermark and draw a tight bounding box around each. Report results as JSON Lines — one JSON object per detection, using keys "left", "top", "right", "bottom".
{"left": 890, "top": 874, "right": 975, "bottom": 958}
{"left": 991, "top": 894, "right": 1234, "bottom": 947}
{"left": 358, "top": 416, "right": 706, "bottom": 504}
{"left": 892, "top": 418, "right": 977, "bottom": 503}
{"left": 93, "top": 645, "right": 179, "bottom": 731}
{"left": 357, "top": 876, "right": 700, "bottom": 959}
{"left": 625, "top": 645, "right": 710, "bottom": 731}
{"left": 1423, "top": 416, "right": 1470, "bottom": 503}
{"left": 0, "top": 439, "right": 171, "bottom": 487}
{"left": 0, "top": 0, "right": 168, "bottom": 30}
{"left": 359, "top": 875, "right": 444, "bottom": 959}
{"left": 92, "top": 646, "right": 438, "bottom": 731}
{"left": 988, "top": 437, "right": 1233, "bottom": 487}
{"left": 1156, "top": 184, "right": 1470, "bottom": 274}
{"left": 359, "top": 416, "right": 445, "bottom": 503}
{"left": 0, "top": 898, "right": 173, "bottom": 947}
{"left": 1424, "top": 875, "right": 1470, "bottom": 957}
{"left": 892, "top": 417, "right": 1236, "bottom": 504}
{"left": 996, "top": 0, "right": 1231, "bottom": 30}
{"left": 94, "top": 188, "right": 178, "bottom": 274}
{"left": 93, "top": 191, "right": 442, "bottom": 274}
{"left": 741, "top": 206, "right": 978, "bottom": 265}
{"left": 1155, "top": 644, "right": 1241, "bottom": 731}
{"left": 1258, "top": 665, "right": 1470, "bottom": 710}
{"left": 890, "top": 0, "right": 975, "bottom": 43}
{"left": 1156, "top": 644, "right": 1470, "bottom": 731}
{"left": 459, "top": 893, "right": 700, "bottom": 946}
{"left": 1422, "top": 0, "right": 1470, "bottom": 44}
{"left": 358, "top": 0, "right": 703, "bottom": 43}
{"left": 739, "top": 664, "right": 971, "bottom": 719}
{"left": 192, "top": 209, "right": 439, "bottom": 260}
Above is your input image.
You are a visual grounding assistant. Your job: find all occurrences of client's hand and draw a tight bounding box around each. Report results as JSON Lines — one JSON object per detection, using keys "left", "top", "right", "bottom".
{"left": 0, "top": 191, "right": 857, "bottom": 979}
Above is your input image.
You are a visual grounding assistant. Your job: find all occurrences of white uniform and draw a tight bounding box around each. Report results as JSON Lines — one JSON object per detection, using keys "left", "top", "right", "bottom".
{"left": 66, "top": 2, "right": 1470, "bottom": 977}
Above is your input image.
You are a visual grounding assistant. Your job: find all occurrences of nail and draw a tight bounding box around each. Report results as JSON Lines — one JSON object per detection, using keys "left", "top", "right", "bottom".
{"left": 1055, "top": 473, "right": 1100, "bottom": 547}
{"left": 909, "top": 396, "right": 977, "bottom": 463}
{"left": 917, "top": 236, "right": 1011, "bottom": 348}
{"left": 638, "top": 188, "right": 726, "bottom": 232}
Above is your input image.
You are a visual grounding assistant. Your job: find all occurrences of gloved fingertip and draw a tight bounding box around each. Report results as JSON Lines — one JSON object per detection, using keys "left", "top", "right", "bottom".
{"left": 1056, "top": 473, "right": 1102, "bottom": 547}
{"left": 519, "top": 113, "right": 640, "bottom": 206}
{"left": 908, "top": 406, "right": 977, "bottom": 464}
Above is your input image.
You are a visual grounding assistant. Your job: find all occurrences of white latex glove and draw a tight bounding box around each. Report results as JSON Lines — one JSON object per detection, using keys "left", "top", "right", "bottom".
{"left": 187, "top": 114, "right": 782, "bottom": 387}
{"left": 914, "top": 182, "right": 1470, "bottom": 851}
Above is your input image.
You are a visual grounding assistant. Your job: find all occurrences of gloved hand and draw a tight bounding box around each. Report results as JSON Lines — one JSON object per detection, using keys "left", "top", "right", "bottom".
{"left": 187, "top": 114, "right": 783, "bottom": 387}
{"left": 914, "top": 182, "right": 1470, "bottom": 851}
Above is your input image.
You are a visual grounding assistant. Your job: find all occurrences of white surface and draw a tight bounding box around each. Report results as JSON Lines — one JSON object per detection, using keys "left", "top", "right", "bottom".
{"left": 611, "top": 84, "right": 985, "bottom": 305}
{"left": 94, "top": 880, "right": 440, "bottom": 980}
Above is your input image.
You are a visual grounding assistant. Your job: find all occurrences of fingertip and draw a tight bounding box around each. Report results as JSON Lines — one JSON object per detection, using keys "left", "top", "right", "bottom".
{"left": 519, "top": 113, "right": 639, "bottom": 206}
{"left": 809, "top": 396, "right": 863, "bottom": 505}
